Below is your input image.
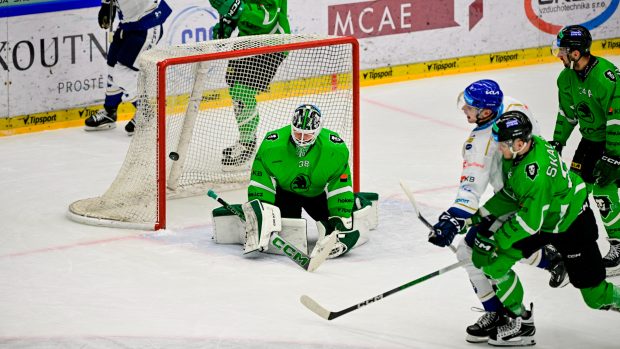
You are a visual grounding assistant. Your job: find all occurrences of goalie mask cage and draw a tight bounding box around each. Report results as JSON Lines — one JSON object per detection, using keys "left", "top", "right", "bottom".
{"left": 68, "top": 34, "right": 360, "bottom": 230}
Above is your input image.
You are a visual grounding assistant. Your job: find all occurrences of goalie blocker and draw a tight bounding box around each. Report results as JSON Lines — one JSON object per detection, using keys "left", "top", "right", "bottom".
{"left": 212, "top": 192, "right": 379, "bottom": 258}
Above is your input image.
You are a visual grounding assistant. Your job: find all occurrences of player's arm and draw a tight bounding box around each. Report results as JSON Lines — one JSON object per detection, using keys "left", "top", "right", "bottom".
{"left": 552, "top": 72, "right": 578, "bottom": 146}
{"left": 326, "top": 162, "right": 354, "bottom": 219}
{"left": 592, "top": 67, "right": 620, "bottom": 186}
{"left": 247, "top": 147, "right": 276, "bottom": 205}
{"left": 491, "top": 178, "right": 550, "bottom": 250}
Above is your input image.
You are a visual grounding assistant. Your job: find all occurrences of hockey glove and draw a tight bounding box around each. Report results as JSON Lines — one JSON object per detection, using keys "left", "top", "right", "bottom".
{"left": 472, "top": 234, "right": 498, "bottom": 268}
{"left": 429, "top": 209, "right": 467, "bottom": 247}
{"left": 593, "top": 154, "right": 620, "bottom": 187}
{"left": 98, "top": 1, "right": 116, "bottom": 30}
{"left": 211, "top": 0, "right": 243, "bottom": 39}
{"left": 548, "top": 140, "right": 564, "bottom": 155}
{"left": 319, "top": 216, "right": 359, "bottom": 258}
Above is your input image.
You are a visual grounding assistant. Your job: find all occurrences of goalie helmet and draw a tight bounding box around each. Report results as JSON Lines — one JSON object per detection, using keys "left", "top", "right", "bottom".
{"left": 553, "top": 25, "right": 592, "bottom": 56}
{"left": 459, "top": 79, "right": 504, "bottom": 114}
{"left": 291, "top": 104, "right": 322, "bottom": 157}
{"left": 492, "top": 110, "right": 533, "bottom": 143}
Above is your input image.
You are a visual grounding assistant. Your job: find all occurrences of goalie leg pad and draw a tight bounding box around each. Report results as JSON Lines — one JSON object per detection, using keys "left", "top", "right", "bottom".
{"left": 242, "top": 200, "right": 281, "bottom": 253}
{"left": 264, "top": 218, "right": 308, "bottom": 255}
{"left": 212, "top": 204, "right": 245, "bottom": 244}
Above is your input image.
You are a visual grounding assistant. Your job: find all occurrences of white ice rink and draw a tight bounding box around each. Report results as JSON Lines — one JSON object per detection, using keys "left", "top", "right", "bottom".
{"left": 2, "top": 57, "right": 620, "bottom": 349}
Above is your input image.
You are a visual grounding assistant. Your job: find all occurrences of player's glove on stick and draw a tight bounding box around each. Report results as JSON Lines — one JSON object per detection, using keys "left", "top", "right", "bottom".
{"left": 548, "top": 140, "right": 564, "bottom": 155}
{"left": 211, "top": 0, "right": 243, "bottom": 39}
{"left": 593, "top": 154, "right": 620, "bottom": 187}
{"left": 98, "top": 0, "right": 116, "bottom": 30}
{"left": 429, "top": 209, "right": 466, "bottom": 247}
{"left": 472, "top": 234, "right": 498, "bottom": 268}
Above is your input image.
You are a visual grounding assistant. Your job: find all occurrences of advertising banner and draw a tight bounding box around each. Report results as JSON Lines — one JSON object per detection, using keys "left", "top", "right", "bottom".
{"left": 1, "top": 0, "right": 619, "bottom": 134}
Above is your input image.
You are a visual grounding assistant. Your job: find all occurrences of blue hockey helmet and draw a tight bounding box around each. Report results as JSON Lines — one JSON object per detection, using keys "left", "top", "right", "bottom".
{"left": 460, "top": 79, "right": 504, "bottom": 114}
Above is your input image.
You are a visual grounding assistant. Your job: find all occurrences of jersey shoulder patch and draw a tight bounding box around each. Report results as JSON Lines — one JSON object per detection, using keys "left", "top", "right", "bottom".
{"left": 604, "top": 70, "right": 617, "bottom": 83}
{"left": 265, "top": 133, "right": 279, "bottom": 141}
{"left": 329, "top": 134, "right": 344, "bottom": 144}
{"left": 525, "top": 163, "right": 539, "bottom": 181}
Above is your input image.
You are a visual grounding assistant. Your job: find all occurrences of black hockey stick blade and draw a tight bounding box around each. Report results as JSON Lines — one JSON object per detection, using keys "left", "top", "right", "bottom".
{"left": 300, "top": 260, "right": 466, "bottom": 320}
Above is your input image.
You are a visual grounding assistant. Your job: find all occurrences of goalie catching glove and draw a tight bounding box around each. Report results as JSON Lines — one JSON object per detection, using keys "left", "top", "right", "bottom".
{"left": 241, "top": 199, "right": 281, "bottom": 253}
{"left": 317, "top": 216, "right": 360, "bottom": 259}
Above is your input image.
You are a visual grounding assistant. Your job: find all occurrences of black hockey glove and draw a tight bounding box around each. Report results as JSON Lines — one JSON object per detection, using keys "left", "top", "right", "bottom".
{"left": 98, "top": 1, "right": 116, "bottom": 30}
{"left": 594, "top": 154, "right": 620, "bottom": 186}
{"left": 429, "top": 210, "right": 466, "bottom": 247}
{"left": 548, "top": 140, "right": 564, "bottom": 155}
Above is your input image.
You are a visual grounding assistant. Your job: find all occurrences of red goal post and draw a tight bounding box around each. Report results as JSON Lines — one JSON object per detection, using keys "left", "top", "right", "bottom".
{"left": 68, "top": 34, "right": 360, "bottom": 230}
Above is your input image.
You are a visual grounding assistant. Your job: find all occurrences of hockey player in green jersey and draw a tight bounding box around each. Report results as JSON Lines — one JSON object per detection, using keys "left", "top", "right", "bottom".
{"left": 245, "top": 104, "right": 372, "bottom": 258}
{"left": 209, "top": 0, "right": 290, "bottom": 167}
{"left": 551, "top": 25, "right": 620, "bottom": 276}
{"left": 470, "top": 111, "right": 620, "bottom": 346}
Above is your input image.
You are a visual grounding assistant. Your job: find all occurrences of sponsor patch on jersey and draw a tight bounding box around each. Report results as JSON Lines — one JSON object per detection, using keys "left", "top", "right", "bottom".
{"left": 330, "top": 134, "right": 343, "bottom": 143}
{"left": 290, "top": 174, "right": 311, "bottom": 192}
{"left": 594, "top": 195, "right": 612, "bottom": 218}
{"left": 571, "top": 161, "right": 582, "bottom": 170}
{"left": 266, "top": 133, "right": 278, "bottom": 141}
{"left": 525, "top": 163, "right": 539, "bottom": 180}
{"left": 340, "top": 173, "right": 348, "bottom": 182}
{"left": 605, "top": 70, "right": 617, "bottom": 82}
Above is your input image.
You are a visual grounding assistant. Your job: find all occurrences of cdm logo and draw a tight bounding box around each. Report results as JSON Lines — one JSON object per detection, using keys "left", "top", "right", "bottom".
{"left": 164, "top": 6, "right": 219, "bottom": 45}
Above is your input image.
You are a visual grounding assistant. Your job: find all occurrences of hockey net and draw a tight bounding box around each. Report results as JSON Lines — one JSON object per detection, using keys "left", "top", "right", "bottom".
{"left": 68, "top": 34, "right": 359, "bottom": 230}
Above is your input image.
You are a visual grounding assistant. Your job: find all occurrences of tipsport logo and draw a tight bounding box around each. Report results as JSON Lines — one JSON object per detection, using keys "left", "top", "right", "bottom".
{"left": 525, "top": 0, "right": 619, "bottom": 34}
{"left": 164, "top": 6, "right": 219, "bottom": 46}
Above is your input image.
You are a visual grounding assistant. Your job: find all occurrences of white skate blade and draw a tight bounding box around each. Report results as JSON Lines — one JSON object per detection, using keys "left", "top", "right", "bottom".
{"left": 84, "top": 123, "right": 116, "bottom": 131}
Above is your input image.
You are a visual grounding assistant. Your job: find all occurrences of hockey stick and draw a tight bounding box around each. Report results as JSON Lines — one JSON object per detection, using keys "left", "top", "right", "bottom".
{"left": 399, "top": 180, "right": 456, "bottom": 253}
{"left": 300, "top": 260, "right": 466, "bottom": 320}
{"left": 206, "top": 189, "right": 336, "bottom": 272}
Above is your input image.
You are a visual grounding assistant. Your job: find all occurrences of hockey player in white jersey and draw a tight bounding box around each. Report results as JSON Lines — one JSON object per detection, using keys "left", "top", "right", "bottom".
{"left": 428, "top": 80, "right": 567, "bottom": 344}
{"left": 85, "top": 0, "right": 171, "bottom": 135}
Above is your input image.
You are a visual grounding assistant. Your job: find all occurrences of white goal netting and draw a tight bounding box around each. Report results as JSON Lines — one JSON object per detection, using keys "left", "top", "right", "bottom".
{"left": 68, "top": 34, "right": 359, "bottom": 230}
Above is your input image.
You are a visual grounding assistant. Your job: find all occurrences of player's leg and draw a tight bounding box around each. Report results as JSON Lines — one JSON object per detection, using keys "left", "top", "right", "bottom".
{"left": 551, "top": 204, "right": 620, "bottom": 311}
{"left": 456, "top": 233, "right": 507, "bottom": 343}
{"left": 222, "top": 53, "right": 287, "bottom": 166}
{"left": 592, "top": 182, "right": 620, "bottom": 276}
{"left": 482, "top": 249, "right": 536, "bottom": 347}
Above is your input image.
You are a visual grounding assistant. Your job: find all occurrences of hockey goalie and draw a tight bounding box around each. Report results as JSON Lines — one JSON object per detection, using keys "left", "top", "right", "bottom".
{"left": 211, "top": 104, "right": 378, "bottom": 260}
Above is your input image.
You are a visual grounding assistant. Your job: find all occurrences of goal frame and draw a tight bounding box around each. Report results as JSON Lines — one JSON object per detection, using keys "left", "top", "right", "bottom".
{"left": 153, "top": 36, "right": 360, "bottom": 230}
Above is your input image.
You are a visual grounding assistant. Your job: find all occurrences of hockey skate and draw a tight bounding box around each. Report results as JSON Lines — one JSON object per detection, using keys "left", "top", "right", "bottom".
{"left": 603, "top": 239, "right": 620, "bottom": 277}
{"left": 221, "top": 138, "right": 257, "bottom": 168}
{"left": 125, "top": 118, "right": 136, "bottom": 136}
{"left": 466, "top": 310, "right": 508, "bottom": 343}
{"left": 545, "top": 245, "right": 569, "bottom": 288}
{"left": 489, "top": 304, "right": 536, "bottom": 347}
{"left": 85, "top": 107, "right": 117, "bottom": 131}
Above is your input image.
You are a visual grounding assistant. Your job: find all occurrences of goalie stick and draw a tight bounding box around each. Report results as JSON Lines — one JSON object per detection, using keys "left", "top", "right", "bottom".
{"left": 300, "top": 260, "right": 466, "bottom": 320}
{"left": 207, "top": 189, "right": 336, "bottom": 272}
{"left": 399, "top": 180, "right": 456, "bottom": 253}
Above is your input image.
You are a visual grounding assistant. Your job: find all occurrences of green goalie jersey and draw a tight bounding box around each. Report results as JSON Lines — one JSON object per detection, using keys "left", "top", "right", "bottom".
{"left": 481, "top": 135, "right": 588, "bottom": 250}
{"left": 248, "top": 125, "right": 354, "bottom": 218}
{"left": 238, "top": 0, "right": 290, "bottom": 36}
{"left": 553, "top": 56, "right": 620, "bottom": 155}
